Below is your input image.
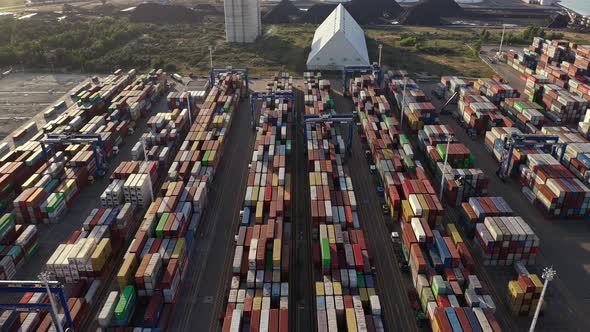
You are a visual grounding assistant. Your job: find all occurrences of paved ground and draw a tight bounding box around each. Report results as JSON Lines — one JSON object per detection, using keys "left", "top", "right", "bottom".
{"left": 331, "top": 85, "right": 419, "bottom": 332}
{"left": 168, "top": 98, "right": 257, "bottom": 331}
{"left": 480, "top": 45, "right": 527, "bottom": 93}
{"left": 291, "top": 86, "right": 315, "bottom": 332}
{"left": 0, "top": 72, "right": 94, "bottom": 145}
{"left": 423, "top": 86, "right": 590, "bottom": 330}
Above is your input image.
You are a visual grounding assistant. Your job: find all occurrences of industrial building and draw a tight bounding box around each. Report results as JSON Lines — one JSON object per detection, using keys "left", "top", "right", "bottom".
{"left": 306, "top": 4, "right": 370, "bottom": 70}
{"left": 224, "top": 0, "right": 262, "bottom": 43}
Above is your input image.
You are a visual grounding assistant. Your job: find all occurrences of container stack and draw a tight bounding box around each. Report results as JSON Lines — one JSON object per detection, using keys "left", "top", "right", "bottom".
{"left": 354, "top": 72, "right": 503, "bottom": 331}
{"left": 473, "top": 78, "right": 520, "bottom": 105}
{"left": 221, "top": 74, "right": 292, "bottom": 332}
{"left": 460, "top": 197, "right": 514, "bottom": 234}
{"left": 519, "top": 153, "right": 590, "bottom": 217}
{"left": 507, "top": 274, "right": 543, "bottom": 316}
{"left": 523, "top": 74, "right": 550, "bottom": 103}
{"left": 579, "top": 109, "right": 590, "bottom": 139}
{"left": 458, "top": 93, "right": 504, "bottom": 134}
{"left": 0, "top": 144, "right": 44, "bottom": 213}
{"left": 267, "top": 71, "right": 293, "bottom": 93}
{"left": 560, "top": 142, "right": 590, "bottom": 185}
{"left": 0, "top": 213, "right": 39, "bottom": 280}
{"left": 306, "top": 119, "right": 384, "bottom": 331}
{"left": 440, "top": 76, "right": 471, "bottom": 96}
{"left": 540, "top": 84, "right": 587, "bottom": 123}
{"left": 500, "top": 98, "right": 544, "bottom": 132}
{"left": 484, "top": 127, "right": 523, "bottom": 164}
{"left": 389, "top": 75, "right": 439, "bottom": 130}
{"left": 102, "top": 161, "right": 159, "bottom": 208}
{"left": 507, "top": 48, "right": 539, "bottom": 74}
{"left": 474, "top": 216, "right": 539, "bottom": 265}
{"left": 304, "top": 71, "right": 333, "bottom": 116}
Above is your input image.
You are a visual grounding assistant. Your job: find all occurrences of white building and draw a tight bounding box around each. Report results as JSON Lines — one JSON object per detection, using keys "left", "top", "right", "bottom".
{"left": 224, "top": 0, "right": 261, "bottom": 43}
{"left": 306, "top": 4, "right": 370, "bottom": 71}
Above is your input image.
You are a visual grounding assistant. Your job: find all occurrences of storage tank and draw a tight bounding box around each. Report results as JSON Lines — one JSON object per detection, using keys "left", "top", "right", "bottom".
{"left": 224, "top": 0, "right": 261, "bottom": 43}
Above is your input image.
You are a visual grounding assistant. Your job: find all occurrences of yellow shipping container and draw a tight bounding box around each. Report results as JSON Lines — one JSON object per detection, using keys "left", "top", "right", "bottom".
{"left": 90, "top": 238, "right": 112, "bottom": 272}
{"left": 446, "top": 224, "right": 463, "bottom": 245}
{"left": 359, "top": 288, "right": 368, "bottom": 305}
{"left": 252, "top": 186, "right": 259, "bottom": 205}
{"left": 345, "top": 308, "right": 357, "bottom": 332}
{"left": 172, "top": 238, "right": 186, "bottom": 261}
{"left": 253, "top": 297, "right": 262, "bottom": 311}
{"left": 117, "top": 253, "right": 138, "bottom": 290}
{"left": 401, "top": 200, "right": 414, "bottom": 221}
{"left": 327, "top": 225, "right": 335, "bottom": 244}
{"left": 272, "top": 239, "right": 281, "bottom": 268}
{"left": 316, "top": 282, "right": 325, "bottom": 296}
{"left": 256, "top": 201, "right": 264, "bottom": 224}
{"left": 272, "top": 174, "right": 278, "bottom": 187}
{"left": 367, "top": 288, "right": 376, "bottom": 298}
{"left": 309, "top": 173, "right": 316, "bottom": 186}
{"left": 418, "top": 194, "right": 429, "bottom": 220}
{"left": 529, "top": 274, "right": 543, "bottom": 293}
{"left": 333, "top": 282, "right": 342, "bottom": 296}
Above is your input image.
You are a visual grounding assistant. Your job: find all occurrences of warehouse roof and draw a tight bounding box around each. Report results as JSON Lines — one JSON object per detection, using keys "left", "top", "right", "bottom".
{"left": 306, "top": 4, "right": 369, "bottom": 70}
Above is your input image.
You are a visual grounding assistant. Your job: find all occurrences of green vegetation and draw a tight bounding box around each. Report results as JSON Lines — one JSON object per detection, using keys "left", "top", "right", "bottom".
{"left": 1, "top": 17, "right": 589, "bottom": 78}
{"left": 0, "top": 0, "right": 24, "bottom": 8}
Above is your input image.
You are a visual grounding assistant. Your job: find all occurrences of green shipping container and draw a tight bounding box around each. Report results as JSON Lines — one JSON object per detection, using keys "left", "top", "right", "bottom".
{"left": 357, "top": 273, "right": 366, "bottom": 288}
{"left": 156, "top": 213, "right": 169, "bottom": 237}
{"left": 320, "top": 238, "right": 330, "bottom": 269}
{"left": 115, "top": 285, "right": 136, "bottom": 321}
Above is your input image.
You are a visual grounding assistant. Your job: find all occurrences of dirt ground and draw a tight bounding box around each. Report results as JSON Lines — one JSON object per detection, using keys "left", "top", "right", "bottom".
{"left": 0, "top": 72, "right": 91, "bottom": 140}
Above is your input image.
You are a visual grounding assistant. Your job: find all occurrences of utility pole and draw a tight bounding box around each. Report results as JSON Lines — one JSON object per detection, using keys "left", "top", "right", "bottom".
{"left": 38, "top": 272, "right": 64, "bottom": 332}
{"left": 378, "top": 44, "right": 383, "bottom": 67}
{"left": 208, "top": 46, "right": 215, "bottom": 70}
{"left": 529, "top": 266, "right": 556, "bottom": 332}
{"left": 498, "top": 24, "right": 506, "bottom": 59}
{"left": 184, "top": 80, "right": 193, "bottom": 126}
{"left": 400, "top": 76, "right": 407, "bottom": 130}
{"left": 141, "top": 139, "right": 155, "bottom": 203}
{"left": 439, "top": 134, "right": 453, "bottom": 202}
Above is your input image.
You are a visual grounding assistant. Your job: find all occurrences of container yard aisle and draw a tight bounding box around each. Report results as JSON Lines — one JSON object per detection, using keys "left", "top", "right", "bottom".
{"left": 292, "top": 86, "right": 315, "bottom": 332}
{"left": 0, "top": 89, "right": 168, "bottom": 303}
{"left": 332, "top": 90, "right": 418, "bottom": 332}
{"left": 426, "top": 89, "right": 590, "bottom": 329}
{"left": 168, "top": 99, "right": 256, "bottom": 331}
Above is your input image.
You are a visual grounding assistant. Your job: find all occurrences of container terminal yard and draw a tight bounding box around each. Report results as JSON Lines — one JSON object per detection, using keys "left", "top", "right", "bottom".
{"left": 1, "top": 21, "right": 590, "bottom": 332}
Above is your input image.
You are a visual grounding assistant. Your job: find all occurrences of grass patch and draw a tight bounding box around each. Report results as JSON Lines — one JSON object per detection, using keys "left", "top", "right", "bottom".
{"left": 0, "top": 0, "right": 24, "bottom": 8}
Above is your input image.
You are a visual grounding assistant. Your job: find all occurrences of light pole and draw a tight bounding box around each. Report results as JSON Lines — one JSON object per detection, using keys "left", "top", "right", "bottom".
{"left": 141, "top": 139, "right": 155, "bottom": 203}
{"left": 498, "top": 24, "right": 506, "bottom": 59}
{"left": 529, "top": 266, "right": 556, "bottom": 332}
{"left": 38, "top": 272, "right": 64, "bottom": 332}
{"left": 439, "top": 134, "right": 453, "bottom": 202}
{"left": 184, "top": 80, "right": 193, "bottom": 126}
{"left": 378, "top": 44, "right": 383, "bottom": 67}
{"left": 208, "top": 46, "right": 215, "bottom": 70}
{"left": 400, "top": 76, "right": 407, "bottom": 130}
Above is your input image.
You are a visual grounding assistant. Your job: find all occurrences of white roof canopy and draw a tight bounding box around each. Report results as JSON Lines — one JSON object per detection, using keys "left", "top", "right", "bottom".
{"left": 306, "top": 4, "right": 370, "bottom": 70}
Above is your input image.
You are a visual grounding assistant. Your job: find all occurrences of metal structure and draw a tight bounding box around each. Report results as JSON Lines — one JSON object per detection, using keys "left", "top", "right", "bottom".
{"left": 529, "top": 266, "right": 557, "bottom": 332}
{"left": 342, "top": 64, "right": 383, "bottom": 96}
{"left": 209, "top": 67, "right": 249, "bottom": 97}
{"left": 41, "top": 134, "right": 108, "bottom": 177}
{"left": 304, "top": 114, "right": 354, "bottom": 153}
{"left": 441, "top": 91, "right": 459, "bottom": 112}
{"left": 0, "top": 279, "right": 74, "bottom": 331}
{"left": 497, "top": 134, "right": 567, "bottom": 178}
{"left": 439, "top": 135, "right": 454, "bottom": 202}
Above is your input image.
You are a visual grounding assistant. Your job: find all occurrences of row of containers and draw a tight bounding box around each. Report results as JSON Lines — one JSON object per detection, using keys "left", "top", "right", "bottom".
{"left": 484, "top": 126, "right": 590, "bottom": 217}
{"left": 0, "top": 69, "right": 167, "bottom": 281}
{"left": 220, "top": 72, "right": 293, "bottom": 332}
{"left": 305, "top": 72, "right": 385, "bottom": 331}
{"left": 510, "top": 37, "right": 590, "bottom": 124}
{"left": 348, "top": 71, "right": 546, "bottom": 331}
{"left": 19, "top": 71, "right": 243, "bottom": 331}
{"left": 386, "top": 70, "right": 439, "bottom": 131}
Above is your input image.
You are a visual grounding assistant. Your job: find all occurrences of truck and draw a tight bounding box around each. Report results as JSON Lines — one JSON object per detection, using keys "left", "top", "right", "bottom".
{"left": 172, "top": 73, "right": 183, "bottom": 82}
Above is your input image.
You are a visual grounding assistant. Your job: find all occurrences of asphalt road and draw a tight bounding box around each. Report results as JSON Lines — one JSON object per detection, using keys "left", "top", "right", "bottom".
{"left": 168, "top": 98, "right": 256, "bottom": 331}
{"left": 292, "top": 86, "right": 315, "bottom": 332}
{"left": 423, "top": 87, "right": 590, "bottom": 330}
{"left": 332, "top": 90, "right": 418, "bottom": 332}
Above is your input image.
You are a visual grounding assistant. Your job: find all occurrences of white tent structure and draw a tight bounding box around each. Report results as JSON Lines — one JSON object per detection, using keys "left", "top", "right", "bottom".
{"left": 306, "top": 4, "right": 370, "bottom": 71}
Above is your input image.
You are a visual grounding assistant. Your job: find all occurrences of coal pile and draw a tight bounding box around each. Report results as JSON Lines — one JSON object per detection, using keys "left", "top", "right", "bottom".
{"left": 263, "top": 0, "right": 302, "bottom": 24}
{"left": 129, "top": 3, "right": 201, "bottom": 23}
{"left": 547, "top": 13, "right": 568, "bottom": 28}
{"left": 398, "top": 0, "right": 463, "bottom": 26}
{"left": 302, "top": 0, "right": 403, "bottom": 24}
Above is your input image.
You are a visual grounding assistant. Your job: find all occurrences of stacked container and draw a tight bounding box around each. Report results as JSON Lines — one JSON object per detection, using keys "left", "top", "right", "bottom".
{"left": 303, "top": 71, "right": 333, "bottom": 116}
{"left": 221, "top": 73, "right": 291, "bottom": 332}
{"left": 474, "top": 216, "right": 539, "bottom": 265}
{"left": 473, "top": 78, "right": 520, "bottom": 105}
{"left": 507, "top": 274, "right": 543, "bottom": 316}
{"left": 458, "top": 92, "right": 504, "bottom": 134}
{"left": 388, "top": 74, "right": 439, "bottom": 130}
{"left": 306, "top": 119, "right": 384, "bottom": 331}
